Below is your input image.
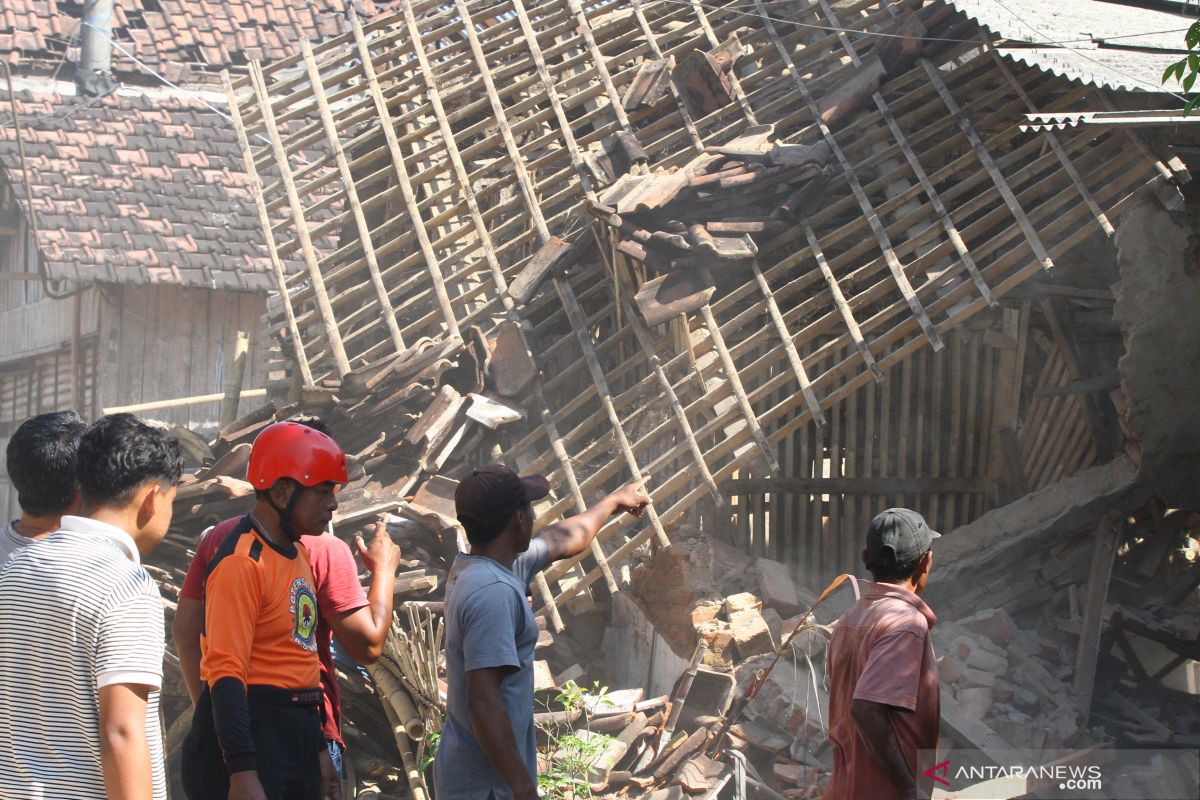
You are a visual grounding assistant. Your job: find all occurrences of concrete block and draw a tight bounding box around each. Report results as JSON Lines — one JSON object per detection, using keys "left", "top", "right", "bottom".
{"left": 690, "top": 600, "right": 722, "bottom": 628}
{"left": 723, "top": 592, "right": 762, "bottom": 617}
{"left": 993, "top": 677, "right": 1017, "bottom": 704}
{"left": 761, "top": 607, "right": 784, "bottom": 646}
{"left": 781, "top": 613, "right": 826, "bottom": 657}
{"left": 555, "top": 664, "right": 584, "bottom": 687}
{"left": 730, "top": 608, "right": 775, "bottom": 659}
{"left": 956, "top": 686, "right": 994, "bottom": 719}
{"left": 960, "top": 667, "right": 998, "bottom": 688}
{"left": 959, "top": 608, "right": 1018, "bottom": 646}
{"left": 757, "top": 558, "right": 802, "bottom": 615}
{"left": 697, "top": 620, "right": 737, "bottom": 669}
{"left": 937, "top": 653, "right": 966, "bottom": 684}
{"left": 952, "top": 635, "right": 1009, "bottom": 673}
{"left": 533, "top": 660, "right": 555, "bottom": 690}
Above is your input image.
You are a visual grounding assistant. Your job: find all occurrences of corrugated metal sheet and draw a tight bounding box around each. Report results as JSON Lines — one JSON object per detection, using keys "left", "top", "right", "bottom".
{"left": 948, "top": 0, "right": 1196, "bottom": 93}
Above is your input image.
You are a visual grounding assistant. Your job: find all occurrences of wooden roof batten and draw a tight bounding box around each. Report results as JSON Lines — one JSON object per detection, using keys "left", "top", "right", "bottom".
{"left": 227, "top": 0, "right": 1169, "bottom": 620}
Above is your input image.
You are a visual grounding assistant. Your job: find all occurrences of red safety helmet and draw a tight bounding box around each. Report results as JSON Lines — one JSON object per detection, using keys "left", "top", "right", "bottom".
{"left": 246, "top": 421, "right": 348, "bottom": 490}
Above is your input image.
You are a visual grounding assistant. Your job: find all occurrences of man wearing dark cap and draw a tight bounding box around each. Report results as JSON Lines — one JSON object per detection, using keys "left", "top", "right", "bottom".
{"left": 824, "top": 508, "right": 941, "bottom": 800}
{"left": 436, "top": 465, "right": 650, "bottom": 800}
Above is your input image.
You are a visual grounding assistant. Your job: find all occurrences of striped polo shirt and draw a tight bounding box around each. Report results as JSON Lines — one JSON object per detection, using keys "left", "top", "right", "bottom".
{"left": 0, "top": 515, "right": 167, "bottom": 799}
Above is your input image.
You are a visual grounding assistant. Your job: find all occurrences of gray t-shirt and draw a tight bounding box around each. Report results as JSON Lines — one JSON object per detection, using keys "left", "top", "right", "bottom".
{"left": 0, "top": 521, "right": 32, "bottom": 574}
{"left": 434, "top": 537, "right": 550, "bottom": 799}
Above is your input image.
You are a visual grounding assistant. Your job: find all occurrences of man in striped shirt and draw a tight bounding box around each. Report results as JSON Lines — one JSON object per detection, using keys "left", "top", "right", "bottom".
{"left": 0, "top": 413, "right": 183, "bottom": 800}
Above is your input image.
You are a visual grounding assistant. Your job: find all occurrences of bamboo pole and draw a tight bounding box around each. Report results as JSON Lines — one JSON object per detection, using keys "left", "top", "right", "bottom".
{"left": 751, "top": 0, "right": 944, "bottom": 352}
{"left": 818, "top": 0, "right": 997, "bottom": 308}
{"left": 369, "top": 662, "right": 427, "bottom": 741}
{"left": 223, "top": 71, "right": 313, "bottom": 386}
{"left": 103, "top": 388, "right": 267, "bottom": 415}
{"left": 348, "top": 14, "right": 463, "bottom": 341}
{"left": 301, "top": 39, "right": 409, "bottom": 356}
{"left": 249, "top": 60, "right": 351, "bottom": 376}
{"left": 376, "top": 683, "right": 430, "bottom": 800}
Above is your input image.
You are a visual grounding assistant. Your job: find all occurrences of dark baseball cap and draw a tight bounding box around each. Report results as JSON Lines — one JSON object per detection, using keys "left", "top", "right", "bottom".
{"left": 866, "top": 508, "right": 940, "bottom": 567}
{"left": 455, "top": 464, "right": 550, "bottom": 536}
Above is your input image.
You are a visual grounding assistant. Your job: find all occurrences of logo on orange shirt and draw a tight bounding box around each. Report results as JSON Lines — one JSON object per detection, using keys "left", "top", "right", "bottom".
{"left": 290, "top": 577, "right": 318, "bottom": 651}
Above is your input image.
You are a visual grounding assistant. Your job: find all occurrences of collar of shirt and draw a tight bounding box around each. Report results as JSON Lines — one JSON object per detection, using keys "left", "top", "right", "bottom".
{"left": 866, "top": 582, "right": 937, "bottom": 628}
{"left": 58, "top": 515, "right": 141, "bottom": 564}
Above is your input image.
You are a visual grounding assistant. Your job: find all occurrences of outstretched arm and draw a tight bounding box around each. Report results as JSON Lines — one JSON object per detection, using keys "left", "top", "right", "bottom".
{"left": 537, "top": 479, "right": 651, "bottom": 563}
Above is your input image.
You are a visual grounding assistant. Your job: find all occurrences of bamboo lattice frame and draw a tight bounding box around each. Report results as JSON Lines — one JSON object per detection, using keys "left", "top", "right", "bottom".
{"left": 228, "top": 0, "right": 1164, "bottom": 626}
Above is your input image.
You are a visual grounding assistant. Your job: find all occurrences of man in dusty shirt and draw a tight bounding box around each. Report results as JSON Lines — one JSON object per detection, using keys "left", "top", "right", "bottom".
{"left": 824, "top": 508, "right": 941, "bottom": 800}
{"left": 0, "top": 411, "right": 87, "bottom": 571}
{"left": 436, "top": 465, "right": 650, "bottom": 800}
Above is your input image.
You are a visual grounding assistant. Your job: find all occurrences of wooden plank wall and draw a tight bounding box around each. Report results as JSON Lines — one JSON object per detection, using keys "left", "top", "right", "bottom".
{"left": 95, "top": 284, "right": 269, "bottom": 436}
{"left": 724, "top": 310, "right": 1100, "bottom": 589}
{"left": 725, "top": 324, "right": 1004, "bottom": 588}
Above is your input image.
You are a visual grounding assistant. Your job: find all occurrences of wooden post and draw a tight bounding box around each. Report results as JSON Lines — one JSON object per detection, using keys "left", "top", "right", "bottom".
{"left": 69, "top": 290, "right": 83, "bottom": 413}
{"left": 220, "top": 331, "right": 250, "bottom": 428}
{"left": 1074, "top": 511, "right": 1124, "bottom": 726}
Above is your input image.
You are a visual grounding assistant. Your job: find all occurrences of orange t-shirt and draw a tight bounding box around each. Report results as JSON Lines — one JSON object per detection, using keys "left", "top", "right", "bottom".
{"left": 824, "top": 583, "right": 940, "bottom": 800}
{"left": 200, "top": 517, "right": 320, "bottom": 690}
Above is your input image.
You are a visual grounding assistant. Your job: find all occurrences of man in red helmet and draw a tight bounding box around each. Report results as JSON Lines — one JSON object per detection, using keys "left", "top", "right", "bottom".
{"left": 179, "top": 421, "right": 399, "bottom": 800}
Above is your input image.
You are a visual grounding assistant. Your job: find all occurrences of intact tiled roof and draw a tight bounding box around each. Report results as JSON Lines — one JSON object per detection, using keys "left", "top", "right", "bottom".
{"left": 0, "top": 1, "right": 399, "bottom": 81}
{"left": 947, "top": 0, "right": 1197, "bottom": 94}
{"left": 0, "top": 90, "right": 276, "bottom": 290}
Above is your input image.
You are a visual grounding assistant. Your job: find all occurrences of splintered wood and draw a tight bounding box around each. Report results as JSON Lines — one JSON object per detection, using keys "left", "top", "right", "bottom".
{"left": 227, "top": 0, "right": 1163, "bottom": 624}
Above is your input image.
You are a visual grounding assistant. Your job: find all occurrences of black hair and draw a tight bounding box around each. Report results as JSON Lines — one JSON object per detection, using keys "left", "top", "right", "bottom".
{"left": 6, "top": 411, "right": 88, "bottom": 517}
{"left": 461, "top": 501, "right": 529, "bottom": 547}
{"left": 287, "top": 414, "right": 330, "bottom": 436}
{"left": 866, "top": 551, "right": 925, "bottom": 583}
{"left": 77, "top": 414, "right": 184, "bottom": 509}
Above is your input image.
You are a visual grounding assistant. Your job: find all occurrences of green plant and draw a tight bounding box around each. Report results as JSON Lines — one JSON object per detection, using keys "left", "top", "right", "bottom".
{"left": 536, "top": 681, "right": 615, "bottom": 799}
{"left": 1163, "top": 20, "right": 1200, "bottom": 113}
{"left": 538, "top": 730, "right": 612, "bottom": 799}
{"left": 418, "top": 729, "right": 441, "bottom": 774}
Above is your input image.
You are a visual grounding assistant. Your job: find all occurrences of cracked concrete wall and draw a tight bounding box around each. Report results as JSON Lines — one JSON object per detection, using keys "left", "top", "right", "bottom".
{"left": 1114, "top": 194, "right": 1200, "bottom": 507}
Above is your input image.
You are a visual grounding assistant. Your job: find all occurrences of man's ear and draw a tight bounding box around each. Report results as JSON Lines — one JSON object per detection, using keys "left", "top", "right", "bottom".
{"left": 268, "top": 479, "right": 295, "bottom": 507}
{"left": 135, "top": 483, "right": 161, "bottom": 529}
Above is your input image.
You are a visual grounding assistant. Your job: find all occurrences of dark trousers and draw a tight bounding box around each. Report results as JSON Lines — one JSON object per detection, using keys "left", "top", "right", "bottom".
{"left": 182, "top": 685, "right": 323, "bottom": 800}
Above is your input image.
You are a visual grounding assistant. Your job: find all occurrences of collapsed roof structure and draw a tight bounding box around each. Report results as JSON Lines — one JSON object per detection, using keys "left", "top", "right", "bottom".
{"left": 225, "top": 0, "right": 1175, "bottom": 618}
{"left": 131, "top": 0, "right": 1200, "bottom": 796}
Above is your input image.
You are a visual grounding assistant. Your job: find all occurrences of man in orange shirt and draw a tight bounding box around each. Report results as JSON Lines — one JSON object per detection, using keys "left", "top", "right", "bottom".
{"left": 824, "top": 508, "right": 941, "bottom": 800}
{"left": 181, "top": 422, "right": 349, "bottom": 800}
{"left": 174, "top": 418, "right": 400, "bottom": 799}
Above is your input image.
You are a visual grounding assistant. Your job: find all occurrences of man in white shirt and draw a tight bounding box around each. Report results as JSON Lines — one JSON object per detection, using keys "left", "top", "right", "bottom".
{"left": 0, "top": 413, "right": 182, "bottom": 800}
{"left": 0, "top": 410, "right": 87, "bottom": 571}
